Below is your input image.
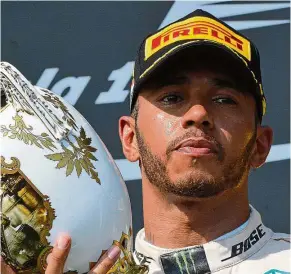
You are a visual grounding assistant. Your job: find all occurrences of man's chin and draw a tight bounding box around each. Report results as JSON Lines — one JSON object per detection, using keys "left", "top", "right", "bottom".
{"left": 168, "top": 156, "right": 223, "bottom": 177}
{"left": 162, "top": 183, "right": 227, "bottom": 199}
{"left": 168, "top": 167, "right": 221, "bottom": 184}
{"left": 159, "top": 172, "right": 228, "bottom": 198}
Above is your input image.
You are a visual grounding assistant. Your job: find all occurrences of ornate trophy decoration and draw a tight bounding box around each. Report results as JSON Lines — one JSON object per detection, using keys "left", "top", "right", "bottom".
{"left": 0, "top": 62, "right": 148, "bottom": 273}
{"left": 99, "top": 228, "right": 148, "bottom": 274}
{"left": 1, "top": 156, "right": 55, "bottom": 273}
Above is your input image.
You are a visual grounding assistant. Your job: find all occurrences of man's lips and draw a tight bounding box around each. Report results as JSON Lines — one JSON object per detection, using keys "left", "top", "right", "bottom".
{"left": 174, "top": 138, "right": 217, "bottom": 157}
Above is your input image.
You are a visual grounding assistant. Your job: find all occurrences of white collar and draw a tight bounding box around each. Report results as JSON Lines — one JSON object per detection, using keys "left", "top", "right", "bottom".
{"left": 134, "top": 205, "right": 273, "bottom": 273}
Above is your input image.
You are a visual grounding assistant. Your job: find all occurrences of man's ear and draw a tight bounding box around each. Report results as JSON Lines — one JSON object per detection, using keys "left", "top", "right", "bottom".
{"left": 250, "top": 125, "right": 273, "bottom": 169}
{"left": 119, "top": 116, "right": 139, "bottom": 162}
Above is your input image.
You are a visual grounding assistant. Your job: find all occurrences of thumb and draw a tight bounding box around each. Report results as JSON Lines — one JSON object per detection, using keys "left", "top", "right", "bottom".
{"left": 45, "top": 233, "right": 71, "bottom": 274}
{"left": 1, "top": 257, "right": 16, "bottom": 274}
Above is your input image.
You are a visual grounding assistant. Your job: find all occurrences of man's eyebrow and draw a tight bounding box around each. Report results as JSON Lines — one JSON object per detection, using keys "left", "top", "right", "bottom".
{"left": 150, "top": 74, "right": 190, "bottom": 89}
{"left": 211, "top": 78, "right": 238, "bottom": 90}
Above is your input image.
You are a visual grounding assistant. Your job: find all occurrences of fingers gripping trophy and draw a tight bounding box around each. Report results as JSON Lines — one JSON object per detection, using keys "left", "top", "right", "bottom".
{"left": 0, "top": 62, "right": 148, "bottom": 274}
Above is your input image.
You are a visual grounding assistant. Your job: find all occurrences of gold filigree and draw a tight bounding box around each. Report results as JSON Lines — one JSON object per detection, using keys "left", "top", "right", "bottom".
{"left": 1, "top": 114, "right": 100, "bottom": 183}
{"left": 41, "top": 89, "right": 78, "bottom": 131}
{"left": 0, "top": 156, "right": 20, "bottom": 171}
{"left": 0, "top": 114, "right": 56, "bottom": 151}
{"left": 45, "top": 127, "right": 100, "bottom": 184}
{"left": 107, "top": 228, "right": 149, "bottom": 274}
{"left": 1, "top": 156, "right": 56, "bottom": 274}
{"left": 37, "top": 246, "right": 53, "bottom": 273}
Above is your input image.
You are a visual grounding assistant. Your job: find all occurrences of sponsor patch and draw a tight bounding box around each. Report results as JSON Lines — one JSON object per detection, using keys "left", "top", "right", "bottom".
{"left": 221, "top": 224, "right": 266, "bottom": 262}
{"left": 134, "top": 251, "right": 154, "bottom": 266}
{"left": 145, "top": 16, "right": 251, "bottom": 61}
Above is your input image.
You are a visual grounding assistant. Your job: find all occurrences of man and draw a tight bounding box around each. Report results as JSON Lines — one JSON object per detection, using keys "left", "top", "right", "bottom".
{"left": 2, "top": 8, "right": 290, "bottom": 274}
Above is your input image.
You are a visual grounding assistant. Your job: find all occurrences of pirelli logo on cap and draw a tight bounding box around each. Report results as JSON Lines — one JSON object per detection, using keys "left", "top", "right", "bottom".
{"left": 145, "top": 16, "right": 251, "bottom": 61}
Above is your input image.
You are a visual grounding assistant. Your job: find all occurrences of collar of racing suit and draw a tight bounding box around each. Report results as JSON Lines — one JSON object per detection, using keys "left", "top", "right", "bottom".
{"left": 134, "top": 205, "right": 273, "bottom": 274}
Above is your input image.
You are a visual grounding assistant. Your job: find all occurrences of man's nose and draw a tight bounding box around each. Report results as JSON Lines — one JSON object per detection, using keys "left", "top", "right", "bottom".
{"left": 181, "top": 104, "right": 214, "bottom": 129}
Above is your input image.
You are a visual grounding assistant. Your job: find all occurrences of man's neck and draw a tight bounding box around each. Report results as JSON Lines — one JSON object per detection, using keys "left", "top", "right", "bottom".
{"left": 142, "top": 179, "right": 250, "bottom": 249}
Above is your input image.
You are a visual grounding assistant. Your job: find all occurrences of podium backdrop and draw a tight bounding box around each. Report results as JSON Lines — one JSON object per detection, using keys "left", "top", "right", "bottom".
{"left": 2, "top": 1, "right": 290, "bottom": 236}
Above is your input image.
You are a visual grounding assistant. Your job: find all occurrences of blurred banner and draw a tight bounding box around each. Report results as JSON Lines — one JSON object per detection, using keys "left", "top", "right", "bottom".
{"left": 2, "top": 1, "right": 290, "bottom": 236}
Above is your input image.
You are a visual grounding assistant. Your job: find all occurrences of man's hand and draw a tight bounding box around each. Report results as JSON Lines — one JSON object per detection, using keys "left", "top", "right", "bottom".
{"left": 88, "top": 245, "right": 121, "bottom": 274}
{"left": 1, "top": 234, "right": 121, "bottom": 274}
{"left": 1, "top": 256, "right": 15, "bottom": 274}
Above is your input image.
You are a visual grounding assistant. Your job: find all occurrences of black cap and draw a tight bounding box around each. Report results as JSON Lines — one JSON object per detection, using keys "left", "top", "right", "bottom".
{"left": 130, "top": 9, "right": 266, "bottom": 120}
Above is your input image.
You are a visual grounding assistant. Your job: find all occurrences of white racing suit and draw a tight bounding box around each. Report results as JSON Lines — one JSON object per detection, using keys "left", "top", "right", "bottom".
{"left": 133, "top": 206, "right": 290, "bottom": 274}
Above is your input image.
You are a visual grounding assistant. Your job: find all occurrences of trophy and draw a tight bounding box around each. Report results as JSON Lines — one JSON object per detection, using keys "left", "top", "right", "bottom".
{"left": 0, "top": 62, "right": 148, "bottom": 274}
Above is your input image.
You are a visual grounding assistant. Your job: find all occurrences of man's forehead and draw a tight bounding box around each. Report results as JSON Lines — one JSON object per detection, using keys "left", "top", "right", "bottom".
{"left": 141, "top": 66, "right": 239, "bottom": 91}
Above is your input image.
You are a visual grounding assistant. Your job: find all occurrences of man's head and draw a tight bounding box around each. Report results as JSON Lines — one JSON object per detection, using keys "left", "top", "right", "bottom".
{"left": 119, "top": 10, "right": 273, "bottom": 199}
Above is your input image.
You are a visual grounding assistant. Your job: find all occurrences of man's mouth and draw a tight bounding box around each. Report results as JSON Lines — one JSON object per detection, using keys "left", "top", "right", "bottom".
{"left": 175, "top": 138, "right": 217, "bottom": 157}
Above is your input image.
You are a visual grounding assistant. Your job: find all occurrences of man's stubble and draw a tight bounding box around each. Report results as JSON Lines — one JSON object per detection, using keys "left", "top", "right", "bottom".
{"left": 135, "top": 125, "right": 256, "bottom": 198}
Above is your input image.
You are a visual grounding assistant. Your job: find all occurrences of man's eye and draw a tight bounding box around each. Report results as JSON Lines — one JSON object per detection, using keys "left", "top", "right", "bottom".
{"left": 213, "top": 97, "right": 237, "bottom": 105}
{"left": 160, "top": 94, "right": 183, "bottom": 105}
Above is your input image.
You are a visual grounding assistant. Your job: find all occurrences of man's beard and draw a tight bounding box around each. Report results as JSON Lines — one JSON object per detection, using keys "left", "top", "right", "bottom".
{"left": 136, "top": 126, "right": 256, "bottom": 198}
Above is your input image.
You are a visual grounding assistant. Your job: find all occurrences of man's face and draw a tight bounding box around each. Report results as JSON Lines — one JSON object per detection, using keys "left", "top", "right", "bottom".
{"left": 134, "top": 59, "right": 259, "bottom": 198}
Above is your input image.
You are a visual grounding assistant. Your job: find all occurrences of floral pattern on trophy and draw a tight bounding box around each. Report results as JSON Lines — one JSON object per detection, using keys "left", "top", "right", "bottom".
{"left": 45, "top": 127, "right": 100, "bottom": 183}
{"left": 0, "top": 114, "right": 56, "bottom": 150}
{"left": 0, "top": 113, "right": 100, "bottom": 183}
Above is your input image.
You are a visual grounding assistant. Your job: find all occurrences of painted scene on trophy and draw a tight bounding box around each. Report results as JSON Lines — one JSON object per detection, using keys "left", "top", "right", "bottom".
{"left": 1, "top": 156, "right": 55, "bottom": 273}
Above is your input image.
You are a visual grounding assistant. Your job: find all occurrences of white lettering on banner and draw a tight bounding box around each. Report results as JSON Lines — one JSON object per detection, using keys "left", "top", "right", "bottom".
{"left": 36, "top": 68, "right": 59, "bottom": 88}
{"left": 51, "top": 76, "right": 91, "bottom": 106}
{"left": 36, "top": 68, "right": 91, "bottom": 106}
{"left": 95, "top": 62, "right": 134, "bottom": 104}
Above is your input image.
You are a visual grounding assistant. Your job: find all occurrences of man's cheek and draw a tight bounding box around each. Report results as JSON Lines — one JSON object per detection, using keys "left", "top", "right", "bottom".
{"left": 219, "top": 127, "right": 254, "bottom": 159}
{"left": 155, "top": 112, "right": 181, "bottom": 137}
{"left": 216, "top": 128, "right": 234, "bottom": 158}
{"left": 139, "top": 123, "right": 168, "bottom": 155}
{"left": 219, "top": 128, "right": 233, "bottom": 144}
{"left": 141, "top": 114, "right": 170, "bottom": 139}
{"left": 163, "top": 117, "right": 181, "bottom": 137}
{"left": 218, "top": 121, "right": 251, "bottom": 144}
